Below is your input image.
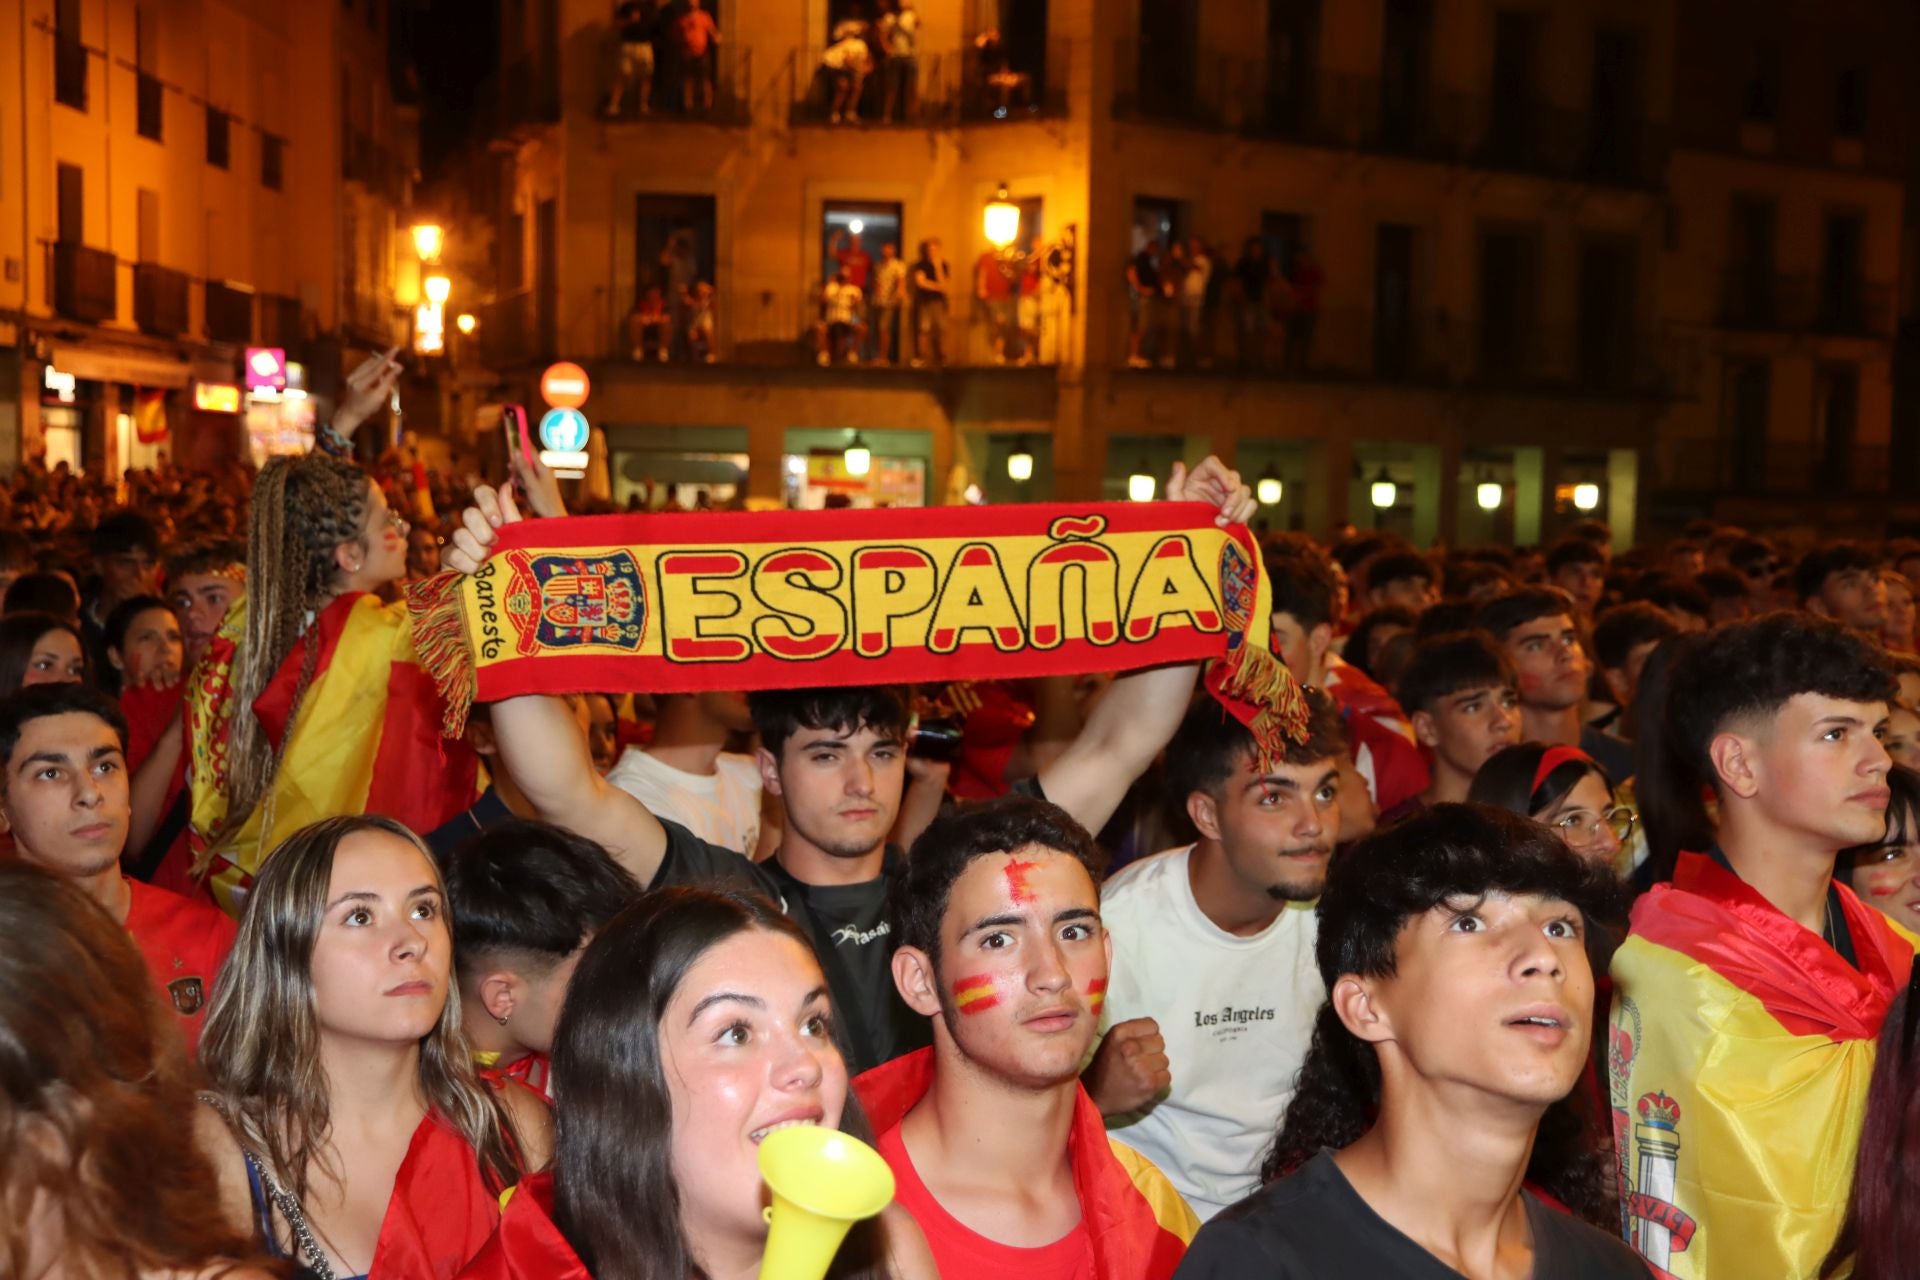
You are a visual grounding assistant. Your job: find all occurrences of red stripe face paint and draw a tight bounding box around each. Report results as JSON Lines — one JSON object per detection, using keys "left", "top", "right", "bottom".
{"left": 1086, "top": 977, "right": 1108, "bottom": 1015}
{"left": 952, "top": 973, "right": 1001, "bottom": 1014}
{"left": 1003, "top": 858, "right": 1039, "bottom": 904}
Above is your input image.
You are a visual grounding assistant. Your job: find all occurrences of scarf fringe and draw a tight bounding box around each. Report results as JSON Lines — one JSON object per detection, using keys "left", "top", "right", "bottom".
{"left": 1207, "top": 641, "right": 1310, "bottom": 773}
{"left": 406, "top": 571, "right": 478, "bottom": 738}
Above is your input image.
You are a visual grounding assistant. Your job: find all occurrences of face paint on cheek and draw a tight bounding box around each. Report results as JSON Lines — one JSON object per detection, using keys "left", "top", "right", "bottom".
{"left": 952, "top": 973, "right": 1001, "bottom": 1015}
{"left": 1517, "top": 671, "right": 1546, "bottom": 696}
{"left": 1086, "top": 978, "right": 1107, "bottom": 1015}
{"left": 1003, "top": 858, "right": 1038, "bottom": 904}
{"left": 1867, "top": 880, "right": 1901, "bottom": 898}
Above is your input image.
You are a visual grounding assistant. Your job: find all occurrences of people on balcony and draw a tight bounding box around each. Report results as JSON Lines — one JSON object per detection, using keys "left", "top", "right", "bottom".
{"left": 976, "top": 248, "right": 1017, "bottom": 365}
{"left": 1233, "top": 238, "right": 1274, "bottom": 371}
{"left": 626, "top": 287, "right": 671, "bottom": 362}
{"left": 878, "top": 0, "right": 919, "bottom": 123}
{"left": 910, "top": 238, "right": 950, "bottom": 367}
{"left": 872, "top": 241, "right": 908, "bottom": 365}
{"left": 604, "top": 0, "right": 661, "bottom": 118}
{"left": 821, "top": 29, "right": 874, "bottom": 124}
{"left": 685, "top": 281, "right": 717, "bottom": 362}
{"left": 672, "top": 0, "right": 720, "bottom": 114}
{"left": 818, "top": 266, "right": 868, "bottom": 366}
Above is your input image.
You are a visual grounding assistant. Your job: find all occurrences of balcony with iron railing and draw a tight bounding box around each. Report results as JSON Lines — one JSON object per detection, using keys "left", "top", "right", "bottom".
{"left": 1117, "top": 300, "right": 1682, "bottom": 398}
{"left": 1112, "top": 51, "right": 1667, "bottom": 187}
{"left": 790, "top": 47, "right": 957, "bottom": 127}
{"left": 1669, "top": 436, "right": 1890, "bottom": 496}
{"left": 133, "top": 264, "right": 190, "bottom": 337}
{"left": 50, "top": 242, "right": 116, "bottom": 323}
{"left": 1717, "top": 270, "right": 1894, "bottom": 337}
{"left": 957, "top": 34, "right": 1070, "bottom": 123}
{"left": 602, "top": 42, "right": 752, "bottom": 125}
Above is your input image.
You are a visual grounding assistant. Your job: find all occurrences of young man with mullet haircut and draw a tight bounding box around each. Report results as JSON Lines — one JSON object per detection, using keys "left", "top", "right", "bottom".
{"left": 1175, "top": 805, "right": 1641, "bottom": 1278}
{"left": 857, "top": 795, "right": 1198, "bottom": 1279}
{"left": 1611, "top": 614, "right": 1917, "bottom": 1279}
{"left": 1086, "top": 689, "right": 1345, "bottom": 1220}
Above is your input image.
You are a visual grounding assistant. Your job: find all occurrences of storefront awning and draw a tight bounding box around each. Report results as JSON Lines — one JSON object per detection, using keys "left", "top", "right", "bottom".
{"left": 47, "top": 344, "right": 192, "bottom": 389}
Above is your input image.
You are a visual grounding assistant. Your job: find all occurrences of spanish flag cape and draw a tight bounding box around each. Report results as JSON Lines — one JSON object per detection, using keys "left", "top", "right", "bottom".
{"left": 364, "top": 1111, "right": 507, "bottom": 1280}
{"left": 453, "top": 1174, "right": 588, "bottom": 1280}
{"left": 1608, "top": 850, "right": 1917, "bottom": 1280}
{"left": 187, "top": 591, "right": 480, "bottom": 914}
{"left": 856, "top": 1047, "right": 1198, "bottom": 1278}
{"left": 405, "top": 501, "right": 1303, "bottom": 763}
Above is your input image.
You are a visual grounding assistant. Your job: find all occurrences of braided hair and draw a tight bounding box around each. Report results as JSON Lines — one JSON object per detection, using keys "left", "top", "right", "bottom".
{"left": 216, "top": 454, "right": 371, "bottom": 849}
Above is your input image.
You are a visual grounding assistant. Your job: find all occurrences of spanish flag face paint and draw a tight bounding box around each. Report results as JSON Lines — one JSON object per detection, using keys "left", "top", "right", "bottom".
{"left": 1086, "top": 977, "right": 1107, "bottom": 1017}
{"left": 951, "top": 973, "right": 1001, "bottom": 1015}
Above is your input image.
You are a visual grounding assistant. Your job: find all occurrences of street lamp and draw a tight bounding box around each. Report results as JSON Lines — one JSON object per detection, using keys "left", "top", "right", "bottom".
{"left": 424, "top": 274, "right": 452, "bottom": 306}
{"left": 1007, "top": 437, "right": 1034, "bottom": 483}
{"left": 844, "top": 431, "right": 872, "bottom": 478}
{"left": 410, "top": 223, "right": 444, "bottom": 262}
{"left": 1477, "top": 480, "right": 1503, "bottom": 511}
{"left": 1573, "top": 482, "right": 1601, "bottom": 512}
{"left": 984, "top": 183, "right": 1021, "bottom": 251}
{"left": 1369, "top": 467, "right": 1397, "bottom": 510}
{"left": 1128, "top": 460, "right": 1156, "bottom": 503}
{"left": 455, "top": 313, "right": 477, "bottom": 335}
{"left": 1256, "top": 465, "right": 1283, "bottom": 506}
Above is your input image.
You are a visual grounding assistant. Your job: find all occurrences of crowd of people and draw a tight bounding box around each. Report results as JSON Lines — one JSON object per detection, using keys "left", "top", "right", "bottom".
{"left": 1128, "top": 235, "right": 1325, "bottom": 373}
{"left": 4, "top": 366, "right": 1918, "bottom": 1278}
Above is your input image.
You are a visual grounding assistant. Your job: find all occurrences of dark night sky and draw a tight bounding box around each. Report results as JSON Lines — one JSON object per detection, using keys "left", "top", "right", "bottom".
{"left": 406, "top": 0, "right": 502, "bottom": 179}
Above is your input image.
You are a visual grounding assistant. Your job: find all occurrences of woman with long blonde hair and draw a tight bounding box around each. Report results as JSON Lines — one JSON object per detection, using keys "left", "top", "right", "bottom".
{"left": 187, "top": 354, "right": 492, "bottom": 909}
{"left": 0, "top": 862, "right": 280, "bottom": 1280}
{"left": 197, "top": 815, "right": 550, "bottom": 1279}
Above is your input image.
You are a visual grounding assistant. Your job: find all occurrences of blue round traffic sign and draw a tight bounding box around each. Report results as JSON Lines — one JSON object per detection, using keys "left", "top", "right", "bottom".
{"left": 539, "top": 407, "right": 590, "bottom": 453}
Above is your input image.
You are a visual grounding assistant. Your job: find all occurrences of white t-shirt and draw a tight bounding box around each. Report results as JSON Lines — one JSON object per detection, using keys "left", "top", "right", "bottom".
{"left": 607, "top": 748, "right": 762, "bottom": 856}
{"left": 1098, "top": 844, "right": 1325, "bottom": 1220}
{"left": 823, "top": 279, "right": 864, "bottom": 325}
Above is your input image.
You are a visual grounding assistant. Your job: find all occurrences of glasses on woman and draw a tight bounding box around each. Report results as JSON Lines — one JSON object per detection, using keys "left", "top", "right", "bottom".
{"left": 1553, "top": 805, "right": 1637, "bottom": 846}
{"left": 383, "top": 509, "right": 412, "bottom": 539}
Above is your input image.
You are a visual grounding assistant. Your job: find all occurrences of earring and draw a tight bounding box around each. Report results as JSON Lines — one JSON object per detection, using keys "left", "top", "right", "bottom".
{"left": 494, "top": 1012, "right": 510, "bottom": 1026}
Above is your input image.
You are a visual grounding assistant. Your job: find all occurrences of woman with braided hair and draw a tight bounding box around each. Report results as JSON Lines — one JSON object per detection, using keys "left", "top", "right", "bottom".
{"left": 186, "top": 352, "right": 482, "bottom": 912}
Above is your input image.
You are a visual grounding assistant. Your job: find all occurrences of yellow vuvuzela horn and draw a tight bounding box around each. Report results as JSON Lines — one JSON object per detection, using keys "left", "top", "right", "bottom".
{"left": 757, "top": 1125, "right": 896, "bottom": 1280}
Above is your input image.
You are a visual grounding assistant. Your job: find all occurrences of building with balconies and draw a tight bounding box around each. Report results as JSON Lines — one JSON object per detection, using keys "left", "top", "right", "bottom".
{"left": 0, "top": 0, "right": 417, "bottom": 474}
{"left": 458, "top": 0, "right": 1689, "bottom": 544}
{"left": 1652, "top": 0, "right": 1908, "bottom": 538}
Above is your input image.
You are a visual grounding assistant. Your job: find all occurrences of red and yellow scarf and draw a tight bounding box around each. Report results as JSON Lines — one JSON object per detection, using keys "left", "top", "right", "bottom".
{"left": 407, "top": 501, "right": 1304, "bottom": 762}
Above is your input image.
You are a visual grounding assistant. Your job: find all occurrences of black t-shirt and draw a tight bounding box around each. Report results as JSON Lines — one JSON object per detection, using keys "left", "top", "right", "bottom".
{"left": 1173, "top": 1152, "right": 1648, "bottom": 1280}
{"left": 650, "top": 819, "right": 930, "bottom": 1075}
{"left": 1131, "top": 250, "right": 1160, "bottom": 292}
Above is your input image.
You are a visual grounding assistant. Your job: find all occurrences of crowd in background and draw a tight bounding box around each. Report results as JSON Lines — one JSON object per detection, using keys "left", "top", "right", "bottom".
{"left": 5, "top": 376, "right": 1918, "bottom": 1279}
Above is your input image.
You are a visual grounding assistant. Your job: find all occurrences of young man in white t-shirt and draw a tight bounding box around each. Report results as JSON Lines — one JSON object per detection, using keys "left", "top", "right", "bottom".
{"left": 606, "top": 690, "right": 765, "bottom": 857}
{"left": 1085, "top": 687, "right": 1347, "bottom": 1220}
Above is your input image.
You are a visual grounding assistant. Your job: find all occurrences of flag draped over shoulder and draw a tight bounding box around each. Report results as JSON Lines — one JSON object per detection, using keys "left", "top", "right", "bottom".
{"left": 1608, "top": 851, "right": 1918, "bottom": 1280}
{"left": 187, "top": 592, "right": 479, "bottom": 914}
{"left": 406, "top": 501, "right": 1305, "bottom": 764}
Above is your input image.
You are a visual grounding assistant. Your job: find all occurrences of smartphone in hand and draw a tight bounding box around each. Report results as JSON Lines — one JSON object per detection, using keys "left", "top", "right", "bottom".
{"left": 503, "top": 404, "right": 535, "bottom": 469}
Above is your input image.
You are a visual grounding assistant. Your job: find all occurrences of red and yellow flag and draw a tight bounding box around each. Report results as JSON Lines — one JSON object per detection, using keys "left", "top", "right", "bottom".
{"left": 188, "top": 592, "right": 479, "bottom": 914}
{"left": 1609, "top": 852, "right": 1917, "bottom": 1279}
{"left": 408, "top": 501, "right": 1304, "bottom": 764}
